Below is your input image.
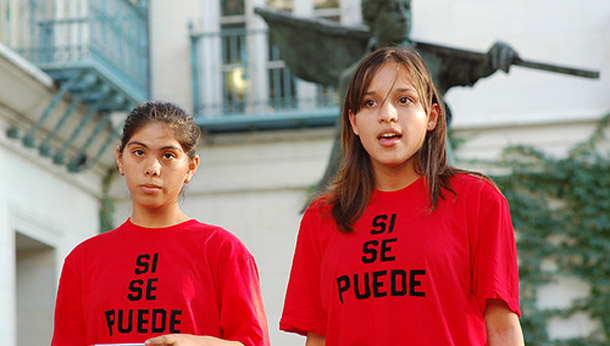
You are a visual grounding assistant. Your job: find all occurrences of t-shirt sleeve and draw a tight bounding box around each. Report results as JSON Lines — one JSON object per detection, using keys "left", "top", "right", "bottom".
{"left": 51, "top": 255, "right": 87, "bottom": 346}
{"left": 218, "top": 250, "right": 270, "bottom": 346}
{"left": 471, "top": 182, "right": 521, "bottom": 317}
{"left": 279, "top": 206, "right": 327, "bottom": 337}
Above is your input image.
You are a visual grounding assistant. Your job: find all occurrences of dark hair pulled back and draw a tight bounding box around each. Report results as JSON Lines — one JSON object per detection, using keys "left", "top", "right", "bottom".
{"left": 119, "top": 101, "right": 201, "bottom": 159}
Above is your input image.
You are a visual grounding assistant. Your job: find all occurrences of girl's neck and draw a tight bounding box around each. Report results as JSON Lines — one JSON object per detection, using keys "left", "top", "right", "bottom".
{"left": 130, "top": 204, "right": 190, "bottom": 228}
{"left": 373, "top": 161, "right": 421, "bottom": 192}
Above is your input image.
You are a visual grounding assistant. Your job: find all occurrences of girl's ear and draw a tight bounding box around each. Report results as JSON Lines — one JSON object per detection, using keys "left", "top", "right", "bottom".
{"left": 184, "top": 155, "right": 200, "bottom": 183}
{"left": 348, "top": 110, "right": 360, "bottom": 135}
{"left": 427, "top": 103, "right": 440, "bottom": 131}
{"left": 115, "top": 146, "right": 125, "bottom": 176}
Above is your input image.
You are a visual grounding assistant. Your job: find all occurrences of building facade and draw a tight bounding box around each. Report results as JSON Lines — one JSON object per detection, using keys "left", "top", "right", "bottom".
{"left": 1, "top": 0, "right": 609, "bottom": 345}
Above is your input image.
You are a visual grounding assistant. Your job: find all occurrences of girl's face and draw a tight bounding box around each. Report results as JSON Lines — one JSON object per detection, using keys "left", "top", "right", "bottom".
{"left": 349, "top": 62, "right": 438, "bottom": 185}
{"left": 116, "top": 122, "right": 199, "bottom": 213}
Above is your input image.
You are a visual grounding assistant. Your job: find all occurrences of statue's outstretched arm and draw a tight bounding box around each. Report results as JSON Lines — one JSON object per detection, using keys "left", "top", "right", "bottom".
{"left": 418, "top": 40, "right": 598, "bottom": 92}
{"left": 417, "top": 41, "right": 519, "bottom": 92}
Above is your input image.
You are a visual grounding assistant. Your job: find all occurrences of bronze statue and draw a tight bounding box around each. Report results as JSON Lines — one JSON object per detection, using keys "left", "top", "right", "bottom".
{"left": 255, "top": 0, "right": 599, "bottom": 194}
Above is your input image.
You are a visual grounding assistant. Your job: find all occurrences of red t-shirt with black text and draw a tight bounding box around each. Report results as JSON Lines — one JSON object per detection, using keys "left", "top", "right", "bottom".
{"left": 280, "top": 174, "right": 521, "bottom": 345}
{"left": 52, "top": 219, "right": 270, "bottom": 346}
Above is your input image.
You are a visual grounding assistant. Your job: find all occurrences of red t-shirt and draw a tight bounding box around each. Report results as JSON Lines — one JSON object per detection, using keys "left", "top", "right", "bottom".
{"left": 52, "top": 219, "right": 270, "bottom": 346}
{"left": 280, "top": 174, "right": 520, "bottom": 345}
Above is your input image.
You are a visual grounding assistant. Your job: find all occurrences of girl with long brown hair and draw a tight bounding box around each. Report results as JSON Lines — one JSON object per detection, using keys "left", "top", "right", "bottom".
{"left": 280, "top": 47, "right": 523, "bottom": 345}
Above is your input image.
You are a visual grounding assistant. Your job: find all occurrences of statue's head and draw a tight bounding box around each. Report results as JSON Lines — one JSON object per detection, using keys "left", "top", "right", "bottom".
{"left": 361, "top": 0, "right": 412, "bottom": 46}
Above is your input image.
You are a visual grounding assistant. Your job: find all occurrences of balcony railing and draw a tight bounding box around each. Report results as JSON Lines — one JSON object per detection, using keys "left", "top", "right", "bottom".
{"left": 190, "top": 27, "right": 339, "bottom": 132}
{"left": 2, "top": 0, "right": 149, "bottom": 172}
{"left": 8, "top": 0, "right": 148, "bottom": 104}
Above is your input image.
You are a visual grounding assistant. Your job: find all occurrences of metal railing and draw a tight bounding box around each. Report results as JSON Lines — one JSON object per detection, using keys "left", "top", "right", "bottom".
{"left": 5, "top": 0, "right": 148, "bottom": 103}
{"left": 2, "top": 0, "right": 149, "bottom": 173}
{"left": 190, "top": 27, "right": 339, "bottom": 131}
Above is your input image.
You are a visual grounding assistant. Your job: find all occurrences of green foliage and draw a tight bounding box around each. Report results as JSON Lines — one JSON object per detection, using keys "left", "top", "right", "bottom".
{"left": 447, "top": 127, "right": 465, "bottom": 152}
{"left": 488, "top": 114, "right": 610, "bottom": 344}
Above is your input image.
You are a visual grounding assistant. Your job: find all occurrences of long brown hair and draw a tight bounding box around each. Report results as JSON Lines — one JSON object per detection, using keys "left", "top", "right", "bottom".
{"left": 325, "top": 47, "right": 463, "bottom": 232}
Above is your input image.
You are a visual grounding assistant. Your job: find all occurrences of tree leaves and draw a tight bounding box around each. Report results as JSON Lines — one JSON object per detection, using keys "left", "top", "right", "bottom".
{"left": 489, "top": 113, "right": 610, "bottom": 344}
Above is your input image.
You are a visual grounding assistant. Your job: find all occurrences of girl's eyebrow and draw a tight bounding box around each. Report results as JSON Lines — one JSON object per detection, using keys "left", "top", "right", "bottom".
{"left": 364, "top": 86, "right": 417, "bottom": 95}
{"left": 395, "top": 87, "right": 417, "bottom": 93}
{"left": 126, "top": 142, "right": 183, "bottom": 152}
{"left": 160, "top": 145, "right": 183, "bottom": 152}
{"left": 126, "top": 141, "right": 147, "bottom": 148}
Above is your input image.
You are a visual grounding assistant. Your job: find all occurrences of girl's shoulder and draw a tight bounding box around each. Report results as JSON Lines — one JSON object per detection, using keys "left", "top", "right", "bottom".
{"left": 186, "top": 220, "right": 256, "bottom": 265}
{"left": 70, "top": 223, "right": 125, "bottom": 249}
{"left": 449, "top": 172, "right": 505, "bottom": 202}
{"left": 66, "top": 219, "right": 253, "bottom": 264}
{"left": 67, "top": 219, "right": 246, "bottom": 254}
{"left": 308, "top": 194, "right": 331, "bottom": 209}
{"left": 187, "top": 219, "right": 250, "bottom": 251}
{"left": 63, "top": 225, "right": 124, "bottom": 264}
{"left": 451, "top": 171, "right": 498, "bottom": 189}
{"left": 304, "top": 195, "right": 334, "bottom": 220}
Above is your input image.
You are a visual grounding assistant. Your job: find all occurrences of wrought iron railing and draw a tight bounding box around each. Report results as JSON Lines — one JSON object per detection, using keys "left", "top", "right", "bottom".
{"left": 2, "top": 0, "right": 148, "bottom": 172}
{"left": 7, "top": 0, "right": 148, "bottom": 103}
{"left": 190, "top": 27, "right": 339, "bottom": 132}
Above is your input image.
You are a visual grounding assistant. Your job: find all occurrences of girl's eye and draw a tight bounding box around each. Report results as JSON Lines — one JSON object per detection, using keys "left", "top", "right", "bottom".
{"left": 364, "top": 99, "right": 377, "bottom": 108}
{"left": 164, "top": 152, "right": 176, "bottom": 160}
{"left": 398, "top": 96, "right": 413, "bottom": 105}
{"left": 133, "top": 149, "right": 144, "bottom": 156}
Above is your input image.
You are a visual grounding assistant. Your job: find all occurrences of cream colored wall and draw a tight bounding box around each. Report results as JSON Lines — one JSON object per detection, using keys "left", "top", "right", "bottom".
{"left": 455, "top": 120, "right": 610, "bottom": 162}
{"left": 0, "top": 117, "right": 103, "bottom": 346}
{"left": 0, "top": 42, "right": 107, "bottom": 346}
{"left": 0, "top": 125, "right": 105, "bottom": 346}
{"left": 0, "top": 196, "right": 13, "bottom": 344}
{"left": 148, "top": 0, "right": 202, "bottom": 111}
{"left": 16, "top": 241, "right": 56, "bottom": 346}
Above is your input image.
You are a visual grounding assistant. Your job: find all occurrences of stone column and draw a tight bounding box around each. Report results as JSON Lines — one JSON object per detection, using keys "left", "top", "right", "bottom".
{"left": 0, "top": 201, "right": 16, "bottom": 346}
{"left": 245, "top": 0, "right": 269, "bottom": 114}
{"left": 294, "top": 0, "right": 317, "bottom": 110}
{"left": 199, "top": 0, "right": 223, "bottom": 117}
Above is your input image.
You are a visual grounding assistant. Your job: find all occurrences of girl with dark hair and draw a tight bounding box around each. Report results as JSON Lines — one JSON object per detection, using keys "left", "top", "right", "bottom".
{"left": 280, "top": 48, "right": 523, "bottom": 345}
{"left": 52, "top": 101, "right": 270, "bottom": 346}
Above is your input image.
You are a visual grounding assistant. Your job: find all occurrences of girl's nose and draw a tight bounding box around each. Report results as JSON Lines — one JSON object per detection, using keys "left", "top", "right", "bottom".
{"left": 378, "top": 102, "right": 398, "bottom": 123}
{"left": 145, "top": 159, "right": 161, "bottom": 176}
